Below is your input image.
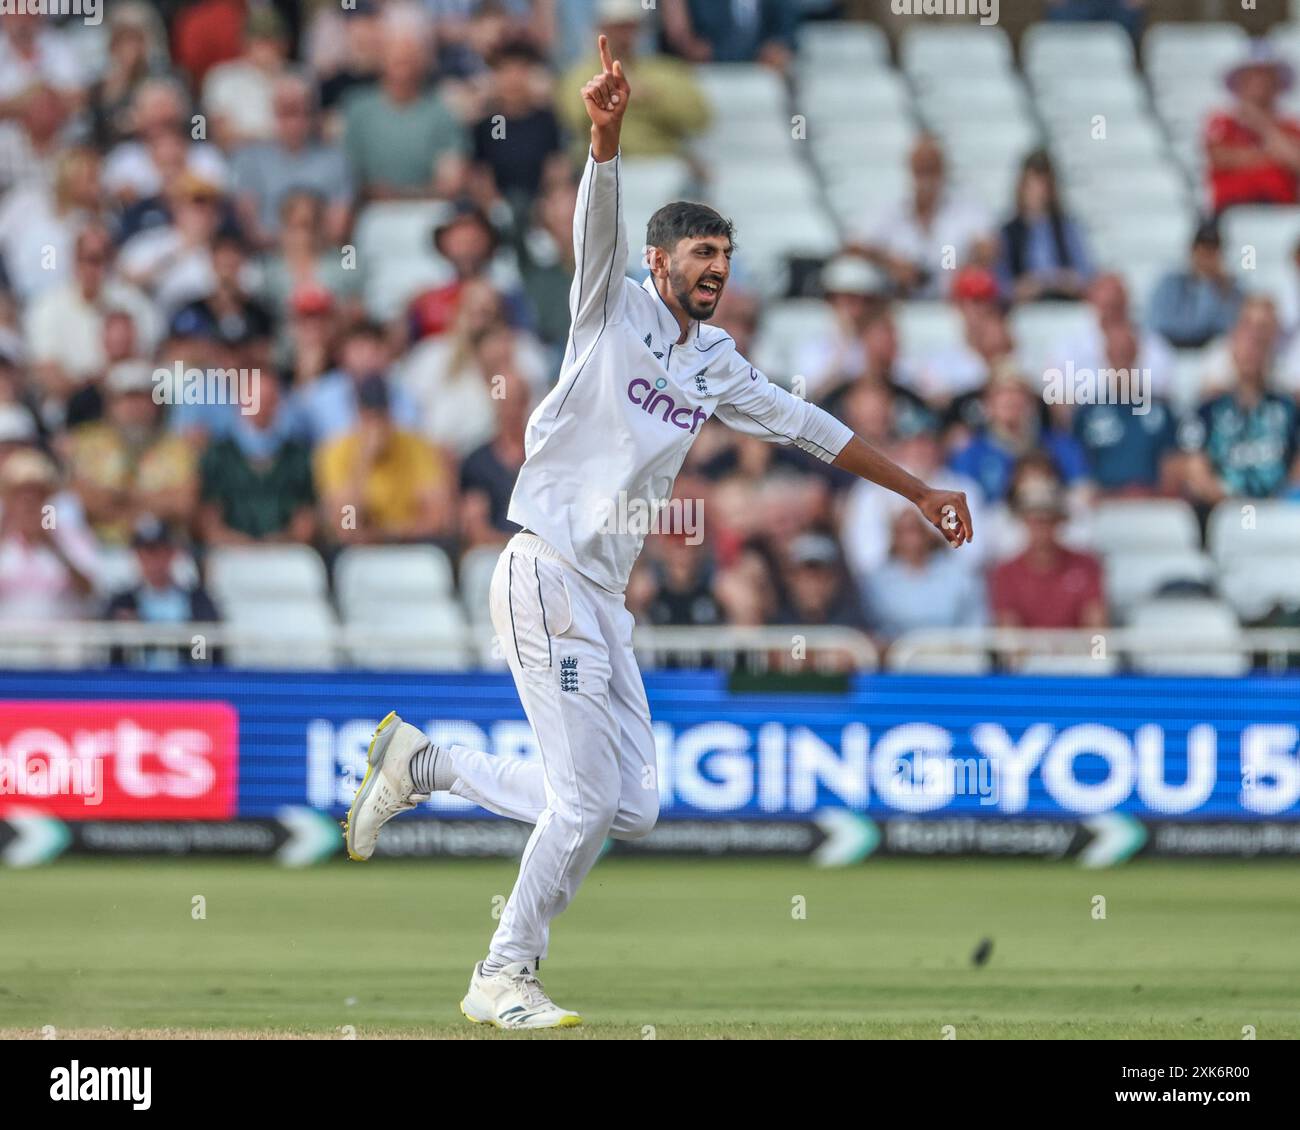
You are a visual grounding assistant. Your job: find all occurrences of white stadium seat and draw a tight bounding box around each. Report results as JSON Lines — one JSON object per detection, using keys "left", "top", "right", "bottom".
{"left": 1104, "top": 551, "right": 1216, "bottom": 623}
{"left": 1219, "top": 556, "right": 1300, "bottom": 623}
{"left": 1207, "top": 500, "right": 1300, "bottom": 565}
{"left": 206, "top": 545, "right": 329, "bottom": 605}
{"left": 1091, "top": 500, "right": 1201, "bottom": 556}
{"left": 1128, "top": 598, "right": 1248, "bottom": 676}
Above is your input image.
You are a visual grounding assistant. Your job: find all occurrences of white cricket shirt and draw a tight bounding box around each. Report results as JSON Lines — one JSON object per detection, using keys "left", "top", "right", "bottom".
{"left": 507, "top": 150, "right": 854, "bottom": 593}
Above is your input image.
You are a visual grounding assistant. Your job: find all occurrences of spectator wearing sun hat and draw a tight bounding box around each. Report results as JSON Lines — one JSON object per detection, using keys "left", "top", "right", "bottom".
{"left": 0, "top": 448, "right": 100, "bottom": 623}
{"left": 1205, "top": 41, "right": 1300, "bottom": 213}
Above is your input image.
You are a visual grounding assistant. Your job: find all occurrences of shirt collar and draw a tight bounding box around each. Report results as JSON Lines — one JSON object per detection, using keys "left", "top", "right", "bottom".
{"left": 642, "top": 275, "right": 698, "bottom": 347}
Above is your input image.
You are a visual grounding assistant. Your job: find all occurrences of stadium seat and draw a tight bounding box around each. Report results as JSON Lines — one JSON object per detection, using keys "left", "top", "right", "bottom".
{"left": 1144, "top": 23, "right": 1250, "bottom": 85}
{"left": 1010, "top": 302, "right": 1093, "bottom": 374}
{"left": 895, "top": 302, "right": 964, "bottom": 355}
{"left": 335, "top": 545, "right": 456, "bottom": 615}
{"left": 1207, "top": 500, "right": 1300, "bottom": 565}
{"left": 1103, "top": 550, "right": 1216, "bottom": 623}
{"left": 694, "top": 64, "right": 787, "bottom": 120}
{"left": 1091, "top": 499, "right": 1201, "bottom": 556}
{"left": 797, "top": 20, "right": 890, "bottom": 69}
{"left": 1219, "top": 206, "right": 1300, "bottom": 296}
{"left": 224, "top": 598, "right": 339, "bottom": 669}
{"left": 900, "top": 25, "right": 1013, "bottom": 81}
{"left": 342, "top": 601, "right": 470, "bottom": 670}
{"left": 206, "top": 545, "right": 329, "bottom": 605}
{"left": 1128, "top": 597, "right": 1248, "bottom": 675}
{"left": 353, "top": 201, "right": 446, "bottom": 262}
{"left": 1022, "top": 21, "right": 1135, "bottom": 80}
{"left": 1218, "top": 556, "right": 1300, "bottom": 623}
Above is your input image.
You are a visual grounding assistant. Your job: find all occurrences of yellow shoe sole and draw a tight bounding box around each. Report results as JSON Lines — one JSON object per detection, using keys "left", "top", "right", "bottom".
{"left": 342, "top": 710, "right": 399, "bottom": 861}
{"left": 459, "top": 1001, "right": 582, "bottom": 1030}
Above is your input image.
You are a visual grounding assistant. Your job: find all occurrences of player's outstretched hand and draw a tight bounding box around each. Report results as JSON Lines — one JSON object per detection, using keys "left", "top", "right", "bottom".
{"left": 582, "top": 33, "right": 630, "bottom": 129}
{"left": 917, "top": 488, "right": 973, "bottom": 549}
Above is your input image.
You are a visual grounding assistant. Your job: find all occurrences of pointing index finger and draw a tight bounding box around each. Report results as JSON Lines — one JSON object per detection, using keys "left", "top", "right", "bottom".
{"left": 598, "top": 33, "right": 614, "bottom": 74}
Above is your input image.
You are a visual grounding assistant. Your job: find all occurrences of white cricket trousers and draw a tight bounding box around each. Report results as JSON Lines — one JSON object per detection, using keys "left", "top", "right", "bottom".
{"left": 446, "top": 532, "right": 659, "bottom": 963}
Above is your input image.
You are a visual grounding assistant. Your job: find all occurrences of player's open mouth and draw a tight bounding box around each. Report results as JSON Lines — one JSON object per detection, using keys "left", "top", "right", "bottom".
{"left": 695, "top": 280, "right": 722, "bottom": 300}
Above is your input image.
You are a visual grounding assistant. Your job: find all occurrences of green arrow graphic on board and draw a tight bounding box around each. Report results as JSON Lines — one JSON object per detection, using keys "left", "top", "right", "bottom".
{"left": 813, "top": 810, "right": 880, "bottom": 867}
{"left": 1, "top": 812, "right": 71, "bottom": 868}
{"left": 1079, "top": 813, "right": 1148, "bottom": 868}
{"left": 276, "top": 806, "right": 343, "bottom": 867}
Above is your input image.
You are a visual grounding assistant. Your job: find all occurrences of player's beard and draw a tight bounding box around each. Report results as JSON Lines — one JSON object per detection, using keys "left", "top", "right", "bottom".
{"left": 669, "top": 261, "right": 723, "bottom": 322}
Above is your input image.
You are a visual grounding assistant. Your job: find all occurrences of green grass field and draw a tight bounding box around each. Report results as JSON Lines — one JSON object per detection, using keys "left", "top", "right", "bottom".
{"left": 1, "top": 857, "right": 1297, "bottom": 1039}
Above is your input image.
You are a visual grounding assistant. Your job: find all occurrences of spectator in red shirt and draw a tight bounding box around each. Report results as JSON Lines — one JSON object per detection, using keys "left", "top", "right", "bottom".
{"left": 1205, "top": 43, "right": 1300, "bottom": 213}
{"left": 989, "top": 466, "right": 1107, "bottom": 630}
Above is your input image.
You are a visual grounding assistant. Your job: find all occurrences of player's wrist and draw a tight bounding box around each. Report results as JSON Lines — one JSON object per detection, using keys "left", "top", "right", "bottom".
{"left": 590, "top": 124, "right": 621, "bottom": 164}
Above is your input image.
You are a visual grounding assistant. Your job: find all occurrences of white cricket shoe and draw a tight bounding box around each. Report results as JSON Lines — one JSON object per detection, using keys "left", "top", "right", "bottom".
{"left": 343, "top": 711, "right": 430, "bottom": 861}
{"left": 460, "top": 961, "right": 583, "bottom": 1030}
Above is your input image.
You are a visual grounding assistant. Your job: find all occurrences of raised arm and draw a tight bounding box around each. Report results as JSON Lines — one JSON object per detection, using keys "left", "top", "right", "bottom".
{"left": 569, "top": 35, "right": 631, "bottom": 349}
{"left": 717, "top": 361, "right": 974, "bottom": 549}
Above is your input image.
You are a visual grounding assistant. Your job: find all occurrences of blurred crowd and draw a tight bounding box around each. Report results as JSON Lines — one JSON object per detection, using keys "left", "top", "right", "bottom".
{"left": 0, "top": 0, "right": 1298, "bottom": 665}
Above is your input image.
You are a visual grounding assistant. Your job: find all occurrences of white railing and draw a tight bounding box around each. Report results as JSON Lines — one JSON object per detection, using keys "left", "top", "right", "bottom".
{"left": 0, "top": 621, "right": 1297, "bottom": 674}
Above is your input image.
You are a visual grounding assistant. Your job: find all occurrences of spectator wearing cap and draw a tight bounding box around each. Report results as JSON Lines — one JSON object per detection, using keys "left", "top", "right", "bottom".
{"left": 1072, "top": 321, "right": 1182, "bottom": 498}
{"left": 342, "top": 13, "right": 470, "bottom": 200}
{"left": 293, "top": 320, "right": 420, "bottom": 446}
{"left": 559, "top": 0, "right": 711, "bottom": 164}
{"left": 105, "top": 514, "right": 222, "bottom": 669}
{"left": 471, "top": 38, "right": 567, "bottom": 217}
{"left": 906, "top": 265, "right": 1020, "bottom": 408}
{"left": 860, "top": 505, "right": 987, "bottom": 643}
{"left": 197, "top": 370, "right": 316, "bottom": 546}
{"left": 775, "top": 532, "right": 869, "bottom": 632}
{"left": 792, "top": 255, "right": 890, "bottom": 402}
{"left": 202, "top": 7, "right": 291, "bottom": 148}
{"left": 24, "top": 223, "right": 160, "bottom": 413}
{"left": 1181, "top": 315, "right": 1300, "bottom": 505}
{"left": 66, "top": 359, "right": 197, "bottom": 546}
{"left": 232, "top": 75, "right": 355, "bottom": 251}
{"left": 848, "top": 135, "right": 996, "bottom": 301}
{"left": 0, "top": 448, "right": 99, "bottom": 623}
{"left": 989, "top": 468, "right": 1106, "bottom": 631}
{"left": 947, "top": 368, "right": 1090, "bottom": 504}
{"left": 315, "top": 373, "right": 455, "bottom": 545}
{"left": 997, "top": 149, "right": 1093, "bottom": 303}
{"left": 663, "top": 0, "right": 797, "bottom": 70}
{"left": 1205, "top": 42, "right": 1300, "bottom": 213}
{"left": 407, "top": 200, "right": 529, "bottom": 342}
{"left": 399, "top": 277, "right": 551, "bottom": 456}
{"left": 1147, "top": 219, "right": 1244, "bottom": 350}
{"left": 280, "top": 282, "right": 340, "bottom": 393}
{"left": 460, "top": 370, "right": 530, "bottom": 548}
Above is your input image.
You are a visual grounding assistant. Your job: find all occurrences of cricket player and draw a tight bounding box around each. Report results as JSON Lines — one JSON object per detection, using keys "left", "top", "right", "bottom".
{"left": 345, "top": 35, "right": 973, "bottom": 1029}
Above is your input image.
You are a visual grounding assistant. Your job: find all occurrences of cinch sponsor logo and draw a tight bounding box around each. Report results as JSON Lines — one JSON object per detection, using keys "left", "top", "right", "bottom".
{"left": 627, "top": 377, "right": 708, "bottom": 433}
{"left": 0, "top": 701, "right": 237, "bottom": 820}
